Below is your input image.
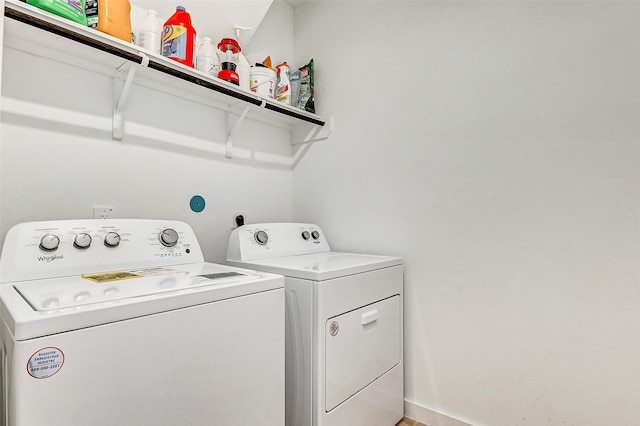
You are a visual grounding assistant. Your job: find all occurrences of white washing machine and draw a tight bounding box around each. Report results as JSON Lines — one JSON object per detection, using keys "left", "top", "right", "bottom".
{"left": 0, "top": 219, "right": 285, "bottom": 426}
{"left": 227, "top": 223, "right": 404, "bottom": 426}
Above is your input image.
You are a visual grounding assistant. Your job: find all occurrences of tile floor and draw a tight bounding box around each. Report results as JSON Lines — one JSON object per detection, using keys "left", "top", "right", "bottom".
{"left": 396, "top": 417, "right": 428, "bottom": 426}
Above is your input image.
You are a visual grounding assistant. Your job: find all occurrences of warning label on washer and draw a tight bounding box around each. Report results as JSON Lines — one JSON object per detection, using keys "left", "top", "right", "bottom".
{"left": 81, "top": 271, "right": 143, "bottom": 283}
{"left": 27, "top": 347, "right": 64, "bottom": 379}
{"left": 81, "top": 268, "right": 181, "bottom": 283}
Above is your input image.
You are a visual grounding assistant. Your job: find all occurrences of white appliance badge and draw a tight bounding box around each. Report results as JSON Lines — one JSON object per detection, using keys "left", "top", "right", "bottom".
{"left": 27, "top": 347, "right": 65, "bottom": 379}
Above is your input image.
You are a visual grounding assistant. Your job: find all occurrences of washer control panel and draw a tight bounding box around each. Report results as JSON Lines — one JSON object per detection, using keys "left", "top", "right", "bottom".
{"left": 1, "top": 219, "right": 205, "bottom": 282}
{"left": 227, "top": 223, "right": 331, "bottom": 261}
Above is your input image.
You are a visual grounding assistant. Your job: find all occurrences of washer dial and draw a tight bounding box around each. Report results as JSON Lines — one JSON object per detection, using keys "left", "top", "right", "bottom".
{"left": 39, "top": 234, "right": 60, "bottom": 252}
{"left": 159, "top": 228, "right": 179, "bottom": 247}
{"left": 254, "top": 230, "right": 269, "bottom": 245}
{"left": 104, "top": 232, "right": 121, "bottom": 248}
{"left": 74, "top": 233, "right": 92, "bottom": 250}
{"left": 311, "top": 231, "right": 320, "bottom": 240}
{"left": 301, "top": 231, "right": 310, "bottom": 240}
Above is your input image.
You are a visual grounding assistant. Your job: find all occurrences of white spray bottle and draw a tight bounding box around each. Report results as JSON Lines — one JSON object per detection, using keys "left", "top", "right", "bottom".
{"left": 234, "top": 26, "right": 252, "bottom": 92}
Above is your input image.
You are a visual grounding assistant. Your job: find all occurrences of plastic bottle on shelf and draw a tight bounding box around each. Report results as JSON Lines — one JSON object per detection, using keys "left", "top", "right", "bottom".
{"left": 95, "top": 0, "right": 132, "bottom": 42}
{"left": 289, "top": 69, "right": 301, "bottom": 107}
{"left": 134, "top": 9, "right": 162, "bottom": 54}
{"left": 237, "top": 53, "right": 251, "bottom": 92}
{"left": 233, "top": 26, "right": 251, "bottom": 92}
{"left": 195, "top": 37, "right": 220, "bottom": 77}
{"left": 27, "top": 0, "right": 87, "bottom": 26}
{"left": 85, "top": 0, "right": 98, "bottom": 28}
{"left": 162, "top": 6, "right": 197, "bottom": 68}
{"left": 275, "top": 62, "right": 291, "bottom": 104}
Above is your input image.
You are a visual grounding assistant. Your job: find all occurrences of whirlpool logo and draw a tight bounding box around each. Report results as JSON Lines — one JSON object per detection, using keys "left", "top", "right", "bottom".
{"left": 38, "top": 254, "right": 63, "bottom": 262}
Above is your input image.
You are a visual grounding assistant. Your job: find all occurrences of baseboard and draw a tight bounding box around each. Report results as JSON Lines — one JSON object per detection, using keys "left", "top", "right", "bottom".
{"left": 404, "top": 400, "right": 474, "bottom": 426}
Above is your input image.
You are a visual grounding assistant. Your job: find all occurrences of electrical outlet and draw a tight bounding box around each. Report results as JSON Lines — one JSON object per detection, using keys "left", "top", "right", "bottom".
{"left": 94, "top": 206, "right": 114, "bottom": 219}
{"left": 230, "top": 211, "right": 244, "bottom": 229}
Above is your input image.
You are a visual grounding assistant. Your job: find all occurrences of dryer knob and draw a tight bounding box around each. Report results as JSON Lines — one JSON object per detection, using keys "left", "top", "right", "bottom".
{"left": 301, "top": 231, "right": 310, "bottom": 240}
{"left": 254, "top": 230, "right": 269, "bottom": 245}
{"left": 39, "top": 234, "right": 60, "bottom": 252}
{"left": 311, "top": 231, "right": 320, "bottom": 240}
{"left": 74, "top": 233, "right": 92, "bottom": 250}
{"left": 159, "top": 228, "right": 179, "bottom": 247}
{"left": 104, "top": 232, "right": 121, "bottom": 248}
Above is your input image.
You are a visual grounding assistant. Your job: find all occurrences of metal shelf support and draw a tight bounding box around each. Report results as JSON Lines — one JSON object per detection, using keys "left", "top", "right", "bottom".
{"left": 113, "top": 53, "right": 149, "bottom": 140}
{"left": 226, "top": 105, "right": 251, "bottom": 159}
{"left": 292, "top": 116, "right": 334, "bottom": 146}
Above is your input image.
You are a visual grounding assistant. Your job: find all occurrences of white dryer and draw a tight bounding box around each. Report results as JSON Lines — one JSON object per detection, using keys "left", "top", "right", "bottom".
{"left": 227, "top": 223, "right": 403, "bottom": 426}
{"left": 0, "top": 219, "right": 285, "bottom": 426}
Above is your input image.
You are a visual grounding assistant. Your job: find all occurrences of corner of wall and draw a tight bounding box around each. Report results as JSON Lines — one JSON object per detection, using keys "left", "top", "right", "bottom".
{"left": 404, "top": 400, "right": 474, "bottom": 426}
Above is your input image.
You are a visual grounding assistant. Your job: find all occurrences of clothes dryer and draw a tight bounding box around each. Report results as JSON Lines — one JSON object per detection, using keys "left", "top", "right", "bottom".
{"left": 227, "top": 223, "right": 403, "bottom": 426}
{"left": 0, "top": 219, "right": 285, "bottom": 426}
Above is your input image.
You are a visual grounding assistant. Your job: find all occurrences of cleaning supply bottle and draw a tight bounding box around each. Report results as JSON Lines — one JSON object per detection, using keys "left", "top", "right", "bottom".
{"left": 95, "top": 0, "right": 132, "bottom": 42}
{"left": 162, "top": 6, "right": 196, "bottom": 68}
{"left": 275, "top": 62, "right": 291, "bottom": 104}
{"left": 28, "top": 0, "right": 87, "bottom": 26}
{"left": 134, "top": 9, "right": 162, "bottom": 54}
{"left": 85, "top": 0, "right": 98, "bottom": 28}
{"left": 195, "top": 37, "right": 220, "bottom": 77}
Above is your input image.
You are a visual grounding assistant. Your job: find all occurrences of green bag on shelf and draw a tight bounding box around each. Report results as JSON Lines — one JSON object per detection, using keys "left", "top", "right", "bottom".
{"left": 27, "top": 0, "right": 88, "bottom": 27}
{"left": 297, "top": 59, "right": 315, "bottom": 114}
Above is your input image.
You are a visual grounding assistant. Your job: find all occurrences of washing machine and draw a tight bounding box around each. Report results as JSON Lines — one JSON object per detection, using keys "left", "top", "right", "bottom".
{"left": 227, "top": 223, "right": 403, "bottom": 426}
{"left": 0, "top": 219, "right": 285, "bottom": 426}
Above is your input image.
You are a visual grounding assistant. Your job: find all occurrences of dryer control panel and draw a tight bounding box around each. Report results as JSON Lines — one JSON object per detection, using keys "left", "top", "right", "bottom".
{"left": 227, "top": 223, "right": 331, "bottom": 261}
{"left": 0, "top": 219, "right": 205, "bottom": 282}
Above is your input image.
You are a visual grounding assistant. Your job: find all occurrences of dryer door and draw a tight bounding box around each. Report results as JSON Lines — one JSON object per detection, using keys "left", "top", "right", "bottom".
{"left": 324, "top": 295, "right": 401, "bottom": 412}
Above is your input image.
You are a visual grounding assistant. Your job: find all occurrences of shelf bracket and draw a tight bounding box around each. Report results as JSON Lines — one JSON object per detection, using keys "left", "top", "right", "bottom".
{"left": 112, "top": 53, "right": 150, "bottom": 140}
{"left": 225, "top": 105, "right": 251, "bottom": 159}
{"left": 292, "top": 116, "right": 334, "bottom": 146}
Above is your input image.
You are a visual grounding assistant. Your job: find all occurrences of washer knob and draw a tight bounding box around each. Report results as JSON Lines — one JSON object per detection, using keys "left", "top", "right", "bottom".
{"left": 311, "top": 231, "right": 320, "bottom": 240}
{"left": 301, "top": 231, "right": 310, "bottom": 240}
{"left": 104, "top": 232, "right": 121, "bottom": 248}
{"left": 39, "top": 234, "right": 60, "bottom": 252}
{"left": 254, "top": 230, "right": 269, "bottom": 245}
{"left": 74, "top": 233, "right": 92, "bottom": 250}
{"left": 159, "top": 228, "right": 179, "bottom": 247}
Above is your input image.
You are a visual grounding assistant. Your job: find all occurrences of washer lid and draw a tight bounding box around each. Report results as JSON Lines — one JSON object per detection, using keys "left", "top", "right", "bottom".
{"left": 13, "top": 265, "right": 260, "bottom": 311}
{"left": 228, "top": 252, "right": 403, "bottom": 281}
{"left": 1, "top": 262, "right": 283, "bottom": 340}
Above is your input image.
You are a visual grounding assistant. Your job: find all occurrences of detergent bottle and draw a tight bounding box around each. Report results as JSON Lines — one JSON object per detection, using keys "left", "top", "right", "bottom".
{"left": 95, "top": 0, "right": 132, "bottom": 42}
{"left": 275, "top": 62, "right": 291, "bottom": 104}
{"left": 162, "top": 6, "right": 196, "bottom": 67}
{"left": 135, "top": 9, "right": 162, "bottom": 54}
{"left": 85, "top": 0, "right": 98, "bottom": 28}
{"left": 195, "top": 37, "right": 220, "bottom": 77}
{"left": 28, "top": 0, "right": 87, "bottom": 26}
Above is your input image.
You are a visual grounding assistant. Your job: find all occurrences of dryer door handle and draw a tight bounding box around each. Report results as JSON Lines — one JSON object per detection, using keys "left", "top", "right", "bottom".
{"left": 361, "top": 308, "right": 379, "bottom": 325}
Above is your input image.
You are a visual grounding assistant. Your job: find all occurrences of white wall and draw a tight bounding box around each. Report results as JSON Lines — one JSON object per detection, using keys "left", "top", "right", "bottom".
{"left": 0, "top": 4, "right": 296, "bottom": 261}
{"left": 245, "top": 0, "right": 294, "bottom": 70}
{"left": 292, "top": 2, "right": 640, "bottom": 425}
